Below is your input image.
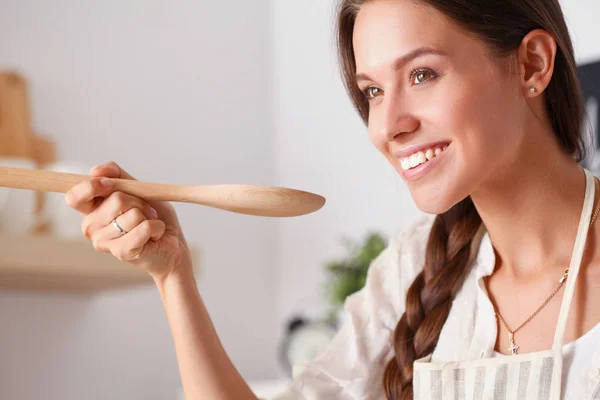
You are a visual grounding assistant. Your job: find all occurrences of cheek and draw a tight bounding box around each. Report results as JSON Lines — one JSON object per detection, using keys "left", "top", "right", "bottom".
{"left": 430, "top": 75, "right": 518, "bottom": 163}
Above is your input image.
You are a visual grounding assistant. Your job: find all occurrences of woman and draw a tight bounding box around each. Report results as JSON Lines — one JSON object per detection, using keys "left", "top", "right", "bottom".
{"left": 65, "top": 0, "right": 600, "bottom": 399}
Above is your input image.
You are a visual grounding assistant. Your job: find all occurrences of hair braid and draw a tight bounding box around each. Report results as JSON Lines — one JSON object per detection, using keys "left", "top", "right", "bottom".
{"left": 383, "top": 197, "right": 482, "bottom": 399}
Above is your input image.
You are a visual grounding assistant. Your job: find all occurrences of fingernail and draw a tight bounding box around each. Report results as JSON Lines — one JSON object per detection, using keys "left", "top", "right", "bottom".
{"left": 90, "top": 165, "right": 100, "bottom": 173}
{"left": 100, "top": 178, "right": 113, "bottom": 187}
{"left": 150, "top": 207, "right": 158, "bottom": 219}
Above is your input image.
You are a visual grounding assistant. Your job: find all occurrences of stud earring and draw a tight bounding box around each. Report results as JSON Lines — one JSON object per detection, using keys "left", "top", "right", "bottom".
{"left": 530, "top": 87, "right": 536, "bottom": 93}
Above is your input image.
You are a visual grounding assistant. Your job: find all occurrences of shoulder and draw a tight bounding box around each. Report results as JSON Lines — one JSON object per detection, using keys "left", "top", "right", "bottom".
{"left": 388, "top": 212, "right": 436, "bottom": 261}
{"left": 375, "top": 212, "right": 436, "bottom": 281}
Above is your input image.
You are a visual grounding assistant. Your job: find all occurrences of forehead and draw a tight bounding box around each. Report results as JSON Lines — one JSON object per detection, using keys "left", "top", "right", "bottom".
{"left": 353, "top": 0, "right": 482, "bottom": 72}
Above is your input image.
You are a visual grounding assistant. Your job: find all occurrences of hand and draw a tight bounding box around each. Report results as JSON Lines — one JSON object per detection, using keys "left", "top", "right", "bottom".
{"left": 65, "top": 161, "right": 192, "bottom": 282}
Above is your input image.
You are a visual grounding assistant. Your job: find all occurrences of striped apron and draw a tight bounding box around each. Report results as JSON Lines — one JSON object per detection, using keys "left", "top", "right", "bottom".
{"left": 412, "top": 167, "right": 597, "bottom": 400}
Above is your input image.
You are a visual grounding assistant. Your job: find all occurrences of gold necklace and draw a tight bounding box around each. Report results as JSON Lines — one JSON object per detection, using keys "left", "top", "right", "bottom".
{"left": 491, "top": 178, "right": 600, "bottom": 355}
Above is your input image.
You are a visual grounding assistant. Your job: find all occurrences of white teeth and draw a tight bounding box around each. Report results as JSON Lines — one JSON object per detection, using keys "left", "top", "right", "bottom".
{"left": 410, "top": 153, "right": 419, "bottom": 168}
{"left": 407, "top": 151, "right": 426, "bottom": 169}
{"left": 425, "top": 149, "right": 434, "bottom": 161}
{"left": 401, "top": 158, "right": 410, "bottom": 170}
{"left": 400, "top": 145, "right": 448, "bottom": 171}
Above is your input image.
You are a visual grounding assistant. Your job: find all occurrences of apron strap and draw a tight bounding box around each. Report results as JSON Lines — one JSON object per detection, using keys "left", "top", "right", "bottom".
{"left": 550, "top": 168, "right": 595, "bottom": 400}
{"left": 552, "top": 167, "right": 596, "bottom": 350}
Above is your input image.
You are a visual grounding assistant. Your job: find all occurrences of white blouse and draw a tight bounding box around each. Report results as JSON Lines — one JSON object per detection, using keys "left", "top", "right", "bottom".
{"left": 268, "top": 213, "right": 600, "bottom": 400}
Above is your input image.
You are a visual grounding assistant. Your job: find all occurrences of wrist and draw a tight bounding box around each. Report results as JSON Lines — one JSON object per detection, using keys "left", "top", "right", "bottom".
{"left": 152, "top": 257, "right": 195, "bottom": 289}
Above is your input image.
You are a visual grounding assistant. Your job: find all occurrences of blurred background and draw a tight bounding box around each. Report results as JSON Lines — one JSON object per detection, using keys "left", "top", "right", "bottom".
{"left": 0, "top": 0, "right": 598, "bottom": 399}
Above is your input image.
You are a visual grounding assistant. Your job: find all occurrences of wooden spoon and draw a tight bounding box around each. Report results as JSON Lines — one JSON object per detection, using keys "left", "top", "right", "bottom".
{"left": 0, "top": 166, "right": 326, "bottom": 217}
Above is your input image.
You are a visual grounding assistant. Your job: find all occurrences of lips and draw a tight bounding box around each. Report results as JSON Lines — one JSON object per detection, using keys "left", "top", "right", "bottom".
{"left": 393, "top": 141, "right": 451, "bottom": 159}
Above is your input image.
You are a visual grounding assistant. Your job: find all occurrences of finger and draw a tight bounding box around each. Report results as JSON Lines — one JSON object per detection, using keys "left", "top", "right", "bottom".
{"left": 89, "top": 162, "right": 171, "bottom": 219}
{"left": 82, "top": 193, "right": 157, "bottom": 239}
{"left": 65, "top": 177, "right": 115, "bottom": 215}
{"left": 90, "top": 207, "right": 148, "bottom": 251}
{"left": 83, "top": 190, "right": 158, "bottom": 233}
{"left": 109, "top": 220, "right": 167, "bottom": 263}
{"left": 109, "top": 207, "right": 148, "bottom": 238}
{"left": 89, "top": 161, "right": 136, "bottom": 180}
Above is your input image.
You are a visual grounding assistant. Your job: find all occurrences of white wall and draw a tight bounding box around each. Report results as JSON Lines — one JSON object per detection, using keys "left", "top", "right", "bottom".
{"left": 561, "top": 0, "right": 600, "bottom": 64}
{"left": 271, "top": 0, "right": 600, "bottom": 328}
{"left": 0, "top": 1, "right": 281, "bottom": 399}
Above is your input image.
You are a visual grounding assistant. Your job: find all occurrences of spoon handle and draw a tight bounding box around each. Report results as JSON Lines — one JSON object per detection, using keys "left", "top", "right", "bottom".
{"left": 0, "top": 166, "right": 326, "bottom": 217}
{"left": 0, "top": 166, "right": 189, "bottom": 200}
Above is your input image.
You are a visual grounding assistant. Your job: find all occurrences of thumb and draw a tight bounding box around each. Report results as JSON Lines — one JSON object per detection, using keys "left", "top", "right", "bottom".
{"left": 90, "top": 161, "right": 176, "bottom": 223}
{"left": 89, "top": 161, "right": 136, "bottom": 180}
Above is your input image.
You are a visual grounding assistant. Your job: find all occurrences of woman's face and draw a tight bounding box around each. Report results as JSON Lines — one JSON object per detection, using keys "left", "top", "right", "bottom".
{"left": 353, "top": 0, "right": 524, "bottom": 213}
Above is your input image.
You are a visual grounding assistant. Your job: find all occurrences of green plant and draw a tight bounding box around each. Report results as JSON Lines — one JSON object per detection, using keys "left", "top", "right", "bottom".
{"left": 324, "top": 232, "right": 387, "bottom": 309}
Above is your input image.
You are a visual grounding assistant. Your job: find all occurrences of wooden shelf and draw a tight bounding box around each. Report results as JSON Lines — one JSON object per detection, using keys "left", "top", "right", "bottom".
{"left": 0, "top": 233, "right": 199, "bottom": 292}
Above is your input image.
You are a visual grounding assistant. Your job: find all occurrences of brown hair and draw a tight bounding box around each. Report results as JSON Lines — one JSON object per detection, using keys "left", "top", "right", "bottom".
{"left": 334, "top": 0, "right": 586, "bottom": 398}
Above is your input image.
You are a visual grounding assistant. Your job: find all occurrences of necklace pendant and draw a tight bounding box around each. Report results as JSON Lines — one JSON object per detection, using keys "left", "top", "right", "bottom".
{"left": 508, "top": 332, "right": 519, "bottom": 355}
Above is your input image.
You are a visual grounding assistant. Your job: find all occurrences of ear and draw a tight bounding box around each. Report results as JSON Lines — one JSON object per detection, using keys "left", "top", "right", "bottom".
{"left": 517, "top": 29, "right": 557, "bottom": 98}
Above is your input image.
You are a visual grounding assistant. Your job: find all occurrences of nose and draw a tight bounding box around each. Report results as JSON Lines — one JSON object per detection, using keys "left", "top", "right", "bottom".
{"left": 373, "top": 93, "right": 420, "bottom": 142}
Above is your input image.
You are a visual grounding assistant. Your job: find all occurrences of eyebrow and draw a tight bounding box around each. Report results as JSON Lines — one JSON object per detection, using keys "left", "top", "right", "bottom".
{"left": 355, "top": 47, "right": 447, "bottom": 83}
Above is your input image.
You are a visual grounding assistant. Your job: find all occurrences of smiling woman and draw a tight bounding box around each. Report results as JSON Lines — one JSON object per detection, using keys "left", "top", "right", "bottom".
{"left": 327, "top": 0, "right": 594, "bottom": 398}
{"left": 65, "top": 0, "right": 598, "bottom": 399}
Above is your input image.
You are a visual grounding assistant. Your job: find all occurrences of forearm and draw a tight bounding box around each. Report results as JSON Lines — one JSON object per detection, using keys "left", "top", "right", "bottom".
{"left": 154, "top": 266, "right": 259, "bottom": 400}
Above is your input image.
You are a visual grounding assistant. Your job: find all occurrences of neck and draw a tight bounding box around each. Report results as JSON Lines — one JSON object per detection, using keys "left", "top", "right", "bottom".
{"left": 471, "top": 139, "right": 590, "bottom": 280}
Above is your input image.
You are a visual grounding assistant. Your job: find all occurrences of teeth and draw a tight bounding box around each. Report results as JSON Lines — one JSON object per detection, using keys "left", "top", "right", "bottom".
{"left": 400, "top": 145, "right": 448, "bottom": 171}
{"left": 401, "top": 158, "right": 409, "bottom": 170}
{"left": 425, "top": 149, "right": 434, "bottom": 161}
{"left": 410, "top": 153, "right": 420, "bottom": 168}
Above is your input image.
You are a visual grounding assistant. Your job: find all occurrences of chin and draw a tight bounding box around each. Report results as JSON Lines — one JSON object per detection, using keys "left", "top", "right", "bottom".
{"left": 414, "top": 199, "right": 455, "bottom": 215}
{"left": 396, "top": 154, "right": 475, "bottom": 215}
{"left": 408, "top": 186, "right": 460, "bottom": 215}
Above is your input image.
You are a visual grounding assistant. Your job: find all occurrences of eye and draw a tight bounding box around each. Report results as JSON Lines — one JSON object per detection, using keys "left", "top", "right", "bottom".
{"left": 410, "top": 68, "right": 437, "bottom": 85}
{"left": 362, "top": 86, "right": 383, "bottom": 100}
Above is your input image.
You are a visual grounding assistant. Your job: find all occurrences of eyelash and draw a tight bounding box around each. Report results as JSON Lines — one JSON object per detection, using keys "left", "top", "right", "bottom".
{"left": 361, "top": 67, "right": 439, "bottom": 100}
